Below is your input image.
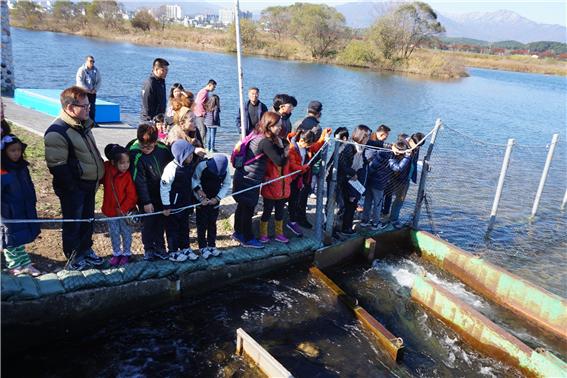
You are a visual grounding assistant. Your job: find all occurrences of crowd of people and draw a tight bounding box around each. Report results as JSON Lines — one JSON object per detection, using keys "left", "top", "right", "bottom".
{"left": 0, "top": 56, "right": 424, "bottom": 276}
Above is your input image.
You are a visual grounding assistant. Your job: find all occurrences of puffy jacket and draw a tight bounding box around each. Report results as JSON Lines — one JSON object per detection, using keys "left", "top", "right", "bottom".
{"left": 128, "top": 140, "right": 172, "bottom": 209}
{"left": 101, "top": 161, "right": 138, "bottom": 217}
{"left": 1, "top": 160, "right": 40, "bottom": 249}
{"left": 44, "top": 111, "right": 104, "bottom": 191}
{"left": 141, "top": 74, "right": 166, "bottom": 121}
{"left": 261, "top": 140, "right": 303, "bottom": 200}
{"left": 287, "top": 130, "right": 327, "bottom": 187}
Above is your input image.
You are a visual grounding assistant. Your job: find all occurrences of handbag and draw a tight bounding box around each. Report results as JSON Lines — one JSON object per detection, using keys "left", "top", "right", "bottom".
{"left": 110, "top": 176, "right": 140, "bottom": 227}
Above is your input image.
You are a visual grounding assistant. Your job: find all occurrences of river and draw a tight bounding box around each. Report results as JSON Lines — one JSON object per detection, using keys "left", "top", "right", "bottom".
{"left": 6, "top": 28, "right": 567, "bottom": 376}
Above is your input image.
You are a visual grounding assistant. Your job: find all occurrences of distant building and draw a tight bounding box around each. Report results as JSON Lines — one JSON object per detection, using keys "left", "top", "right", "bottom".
{"left": 218, "top": 8, "right": 252, "bottom": 25}
{"left": 166, "top": 4, "right": 182, "bottom": 20}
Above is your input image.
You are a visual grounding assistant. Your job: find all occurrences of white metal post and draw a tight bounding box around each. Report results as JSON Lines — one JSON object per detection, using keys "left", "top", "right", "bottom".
{"left": 487, "top": 138, "right": 515, "bottom": 231}
{"left": 561, "top": 189, "right": 567, "bottom": 211}
{"left": 234, "top": 0, "right": 247, "bottom": 141}
{"left": 531, "top": 133, "right": 559, "bottom": 218}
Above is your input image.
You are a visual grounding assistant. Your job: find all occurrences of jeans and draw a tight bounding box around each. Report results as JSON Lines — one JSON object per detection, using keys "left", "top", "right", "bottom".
{"left": 195, "top": 116, "right": 206, "bottom": 144}
{"left": 165, "top": 209, "right": 190, "bottom": 252}
{"left": 56, "top": 181, "right": 97, "bottom": 260}
{"left": 196, "top": 205, "right": 219, "bottom": 249}
{"left": 390, "top": 182, "right": 409, "bottom": 222}
{"left": 206, "top": 127, "right": 217, "bottom": 151}
{"left": 362, "top": 188, "right": 384, "bottom": 225}
{"left": 87, "top": 93, "right": 96, "bottom": 122}
{"left": 234, "top": 201, "right": 256, "bottom": 241}
{"left": 107, "top": 219, "right": 132, "bottom": 256}
{"left": 288, "top": 179, "right": 309, "bottom": 222}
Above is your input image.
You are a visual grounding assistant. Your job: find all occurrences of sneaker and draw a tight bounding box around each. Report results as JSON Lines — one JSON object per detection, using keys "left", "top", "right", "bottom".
{"left": 209, "top": 247, "right": 221, "bottom": 257}
{"left": 119, "top": 256, "right": 130, "bottom": 265}
{"left": 242, "top": 238, "right": 264, "bottom": 249}
{"left": 186, "top": 250, "right": 199, "bottom": 260}
{"left": 309, "top": 193, "right": 317, "bottom": 199}
{"left": 392, "top": 221, "right": 404, "bottom": 230}
{"left": 67, "top": 258, "right": 91, "bottom": 271}
{"left": 298, "top": 219, "right": 313, "bottom": 229}
{"left": 109, "top": 256, "right": 121, "bottom": 266}
{"left": 259, "top": 235, "right": 270, "bottom": 243}
{"left": 286, "top": 222, "right": 303, "bottom": 237}
{"left": 201, "top": 247, "right": 212, "bottom": 259}
{"left": 143, "top": 251, "right": 155, "bottom": 261}
{"left": 340, "top": 229, "right": 356, "bottom": 236}
{"left": 169, "top": 250, "right": 188, "bottom": 262}
{"left": 360, "top": 221, "right": 372, "bottom": 228}
{"left": 84, "top": 249, "right": 104, "bottom": 266}
{"left": 153, "top": 249, "right": 170, "bottom": 260}
{"left": 9, "top": 264, "right": 41, "bottom": 277}
{"left": 274, "top": 234, "right": 289, "bottom": 243}
{"left": 231, "top": 232, "right": 245, "bottom": 245}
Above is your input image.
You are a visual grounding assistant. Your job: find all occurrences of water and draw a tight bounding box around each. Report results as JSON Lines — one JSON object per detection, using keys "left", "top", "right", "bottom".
{"left": 7, "top": 28, "right": 567, "bottom": 375}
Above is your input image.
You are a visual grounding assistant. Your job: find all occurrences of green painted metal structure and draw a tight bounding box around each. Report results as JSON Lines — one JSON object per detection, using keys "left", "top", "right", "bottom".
{"left": 411, "top": 230, "right": 567, "bottom": 343}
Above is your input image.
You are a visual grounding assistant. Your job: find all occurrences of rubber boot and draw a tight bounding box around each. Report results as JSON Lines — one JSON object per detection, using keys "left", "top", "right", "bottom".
{"left": 259, "top": 221, "right": 270, "bottom": 243}
{"left": 274, "top": 220, "right": 289, "bottom": 243}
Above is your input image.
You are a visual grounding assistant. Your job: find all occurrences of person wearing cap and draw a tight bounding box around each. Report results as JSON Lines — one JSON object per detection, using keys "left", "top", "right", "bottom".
{"left": 161, "top": 140, "right": 199, "bottom": 262}
{"left": 76, "top": 55, "right": 101, "bottom": 124}
{"left": 387, "top": 140, "right": 414, "bottom": 228}
{"left": 294, "top": 100, "right": 323, "bottom": 138}
{"left": 192, "top": 154, "right": 231, "bottom": 258}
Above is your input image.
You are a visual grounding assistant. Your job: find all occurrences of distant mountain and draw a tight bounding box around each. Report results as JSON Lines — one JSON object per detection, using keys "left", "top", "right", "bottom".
{"left": 334, "top": 4, "right": 567, "bottom": 44}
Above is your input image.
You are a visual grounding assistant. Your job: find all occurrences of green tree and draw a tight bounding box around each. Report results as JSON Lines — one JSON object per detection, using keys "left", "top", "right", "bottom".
{"left": 131, "top": 10, "right": 157, "bottom": 32}
{"left": 289, "top": 3, "right": 346, "bottom": 59}
{"left": 370, "top": 2, "right": 444, "bottom": 61}
{"left": 228, "top": 19, "right": 261, "bottom": 50}
{"left": 260, "top": 6, "right": 291, "bottom": 40}
{"left": 89, "top": 0, "right": 123, "bottom": 29}
{"left": 12, "top": 0, "right": 43, "bottom": 28}
{"left": 52, "top": 0, "right": 76, "bottom": 28}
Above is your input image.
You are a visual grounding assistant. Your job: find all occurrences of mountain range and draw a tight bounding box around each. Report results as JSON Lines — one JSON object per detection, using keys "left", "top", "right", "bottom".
{"left": 334, "top": 2, "right": 567, "bottom": 43}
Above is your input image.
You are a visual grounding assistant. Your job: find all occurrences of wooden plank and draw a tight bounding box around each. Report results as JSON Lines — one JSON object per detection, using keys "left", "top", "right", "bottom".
{"left": 236, "top": 328, "right": 294, "bottom": 378}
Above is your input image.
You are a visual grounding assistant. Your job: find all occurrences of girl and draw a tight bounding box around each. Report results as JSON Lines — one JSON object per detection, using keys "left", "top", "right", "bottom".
{"left": 1, "top": 134, "right": 41, "bottom": 276}
{"left": 204, "top": 94, "right": 220, "bottom": 152}
{"left": 153, "top": 113, "right": 168, "bottom": 141}
{"left": 232, "top": 111, "right": 288, "bottom": 249}
{"left": 166, "top": 106, "right": 205, "bottom": 152}
{"left": 338, "top": 125, "right": 372, "bottom": 235}
{"left": 101, "top": 144, "right": 138, "bottom": 266}
{"left": 166, "top": 83, "right": 185, "bottom": 118}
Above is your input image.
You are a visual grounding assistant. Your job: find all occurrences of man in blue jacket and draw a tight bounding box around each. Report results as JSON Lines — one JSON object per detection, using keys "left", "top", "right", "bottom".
{"left": 141, "top": 58, "right": 169, "bottom": 121}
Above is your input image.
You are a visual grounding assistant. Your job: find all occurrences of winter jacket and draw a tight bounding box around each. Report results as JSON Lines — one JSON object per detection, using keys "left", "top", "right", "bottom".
{"left": 389, "top": 155, "right": 412, "bottom": 187}
{"left": 293, "top": 115, "right": 322, "bottom": 139}
{"left": 44, "top": 111, "right": 104, "bottom": 191}
{"left": 160, "top": 140, "right": 196, "bottom": 210}
{"left": 128, "top": 140, "right": 173, "bottom": 209}
{"left": 236, "top": 100, "right": 268, "bottom": 135}
{"left": 204, "top": 107, "right": 220, "bottom": 128}
{"left": 192, "top": 155, "right": 231, "bottom": 201}
{"left": 141, "top": 74, "right": 166, "bottom": 121}
{"left": 76, "top": 64, "right": 102, "bottom": 92}
{"left": 287, "top": 130, "right": 327, "bottom": 187}
{"left": 101, "top": 161, "right": 138, "bottom": 217}
{"left": 1, "top": 159, "right": 40, "bottom": 249}
{"left": 261, "top": 139, "right": 302, "bottom": 200}
{"left": 367, "top": 150, "right": 393, "bottom": 191}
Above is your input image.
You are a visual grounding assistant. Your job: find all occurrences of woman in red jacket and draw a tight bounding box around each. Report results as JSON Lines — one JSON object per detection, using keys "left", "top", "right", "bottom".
{"left": 286, "top": 127, "right": 331, "bottom": 236}
{"left": 101, "top": 144, "right": 138, "bottom": 266}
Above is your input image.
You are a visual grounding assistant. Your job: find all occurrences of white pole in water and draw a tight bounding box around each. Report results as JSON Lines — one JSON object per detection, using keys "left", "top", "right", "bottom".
{"left": 561, "top": 189, "right": 567, "bottom": 211}
{"left": 234, "top": 0, "right": 247, "bottom": 141}
{"left": 487, "top": 138, "right": 515, "bottom": 231}
{"left": 531, "top": 133, "right": 560, "bottom": 219}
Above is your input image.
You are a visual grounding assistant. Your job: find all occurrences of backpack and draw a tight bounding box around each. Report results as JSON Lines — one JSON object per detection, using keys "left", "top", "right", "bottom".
{"left": 230, "top": 132, "right": 264, "bottom": 169}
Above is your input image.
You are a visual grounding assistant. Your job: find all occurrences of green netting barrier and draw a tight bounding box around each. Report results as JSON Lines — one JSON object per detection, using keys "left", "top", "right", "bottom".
{"left": 36, "top": 273, "right": 65, "bottom": 297}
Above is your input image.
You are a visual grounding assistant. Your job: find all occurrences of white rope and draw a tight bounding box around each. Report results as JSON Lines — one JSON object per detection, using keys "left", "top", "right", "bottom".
{"left": 444, "top": 125, "right": 556, "bottom": 149}
{"left": 1, "top": 140, "right": 330, "bottom": 225}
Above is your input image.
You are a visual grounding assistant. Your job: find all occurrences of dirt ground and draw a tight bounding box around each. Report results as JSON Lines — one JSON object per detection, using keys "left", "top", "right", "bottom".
{"left": 5, "top": 125, "right": 243, "bottom": 273}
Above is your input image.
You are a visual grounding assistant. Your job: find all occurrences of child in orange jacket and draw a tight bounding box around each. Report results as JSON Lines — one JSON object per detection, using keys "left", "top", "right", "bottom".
{"left": 101, "top": 144, "right": 138, "bottom": 266}
{"left": 286, "top": 128, "right": 331, "bottom": 236}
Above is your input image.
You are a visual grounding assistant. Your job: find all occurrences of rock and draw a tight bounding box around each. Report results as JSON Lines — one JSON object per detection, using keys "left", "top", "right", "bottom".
{"left": 296, "top": 341, "right": 319, "bottom": 358}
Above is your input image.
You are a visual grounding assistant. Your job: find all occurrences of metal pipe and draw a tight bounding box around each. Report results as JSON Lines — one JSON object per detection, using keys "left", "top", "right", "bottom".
{"left": 412, "top": 119, "right": 442, "bottom": 229}
{"left": 531, "top": 133, "right": 559, "bottom": 218}
{"left": 324, "top": 139, "right": 340, "bottom": 244}
{"left": 561, "top": 189, "right": 567, "bottom": 211}
{"left": 314, "top": 144, "right": 328, "bottom": 246}
{"left": 487, "top": 138, "right": 515, "bottom": 231}
{"left": 234, "top": 0, "right": 247, "bottom": 141}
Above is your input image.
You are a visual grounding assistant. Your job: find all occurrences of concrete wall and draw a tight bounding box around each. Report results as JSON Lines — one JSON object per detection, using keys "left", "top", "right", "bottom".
{"left": 1, "top": 1, "right": 15, "bottom": 96}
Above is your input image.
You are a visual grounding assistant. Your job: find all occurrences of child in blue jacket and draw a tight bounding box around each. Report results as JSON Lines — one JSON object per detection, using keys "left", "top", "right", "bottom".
{"left": 1, "top": 134, "right": 41, "bottom": 276}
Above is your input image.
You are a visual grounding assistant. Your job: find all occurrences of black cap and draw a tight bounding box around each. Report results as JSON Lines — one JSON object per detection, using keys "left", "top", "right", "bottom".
{"left": 308, "top": 100, "right": 323, "bottom": 114}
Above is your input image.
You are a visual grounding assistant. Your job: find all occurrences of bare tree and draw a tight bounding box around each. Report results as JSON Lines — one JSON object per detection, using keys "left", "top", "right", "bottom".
{"left": 260, "top": 6, "right": 291, "bottom": 40}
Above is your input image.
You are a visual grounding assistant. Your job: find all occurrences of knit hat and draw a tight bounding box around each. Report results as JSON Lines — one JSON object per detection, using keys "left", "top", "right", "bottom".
{"left": 206, "top": 153, "right": 228, "bottom": 177}
{"left": 171, "top": 140, "right": 195, "bottom": 165}
{"left": 308, "top": 100, "right": 323, "bottom": 114}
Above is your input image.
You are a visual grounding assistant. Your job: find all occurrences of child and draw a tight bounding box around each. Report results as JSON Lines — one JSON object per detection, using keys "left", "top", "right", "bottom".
{"left": 1, "top": 134, "right": 41, "bottom": 276}
{"left": 128, "top": 123, "right": 173, "bottom": 261}
{"left": 286, "top": 127, "right": 331, "bottom": 236}
{"left": 204, "top": 94, "right": 221, "bottom": 152}
{"left": 101, "top": 144, "right": 138, "bottom": 266}
{"left": 161, "top": 140, "right": 199, "bottom": 262}
{"left": 153, "top": 113, "right": 168, "bottom": 142}
{"left": 192, "top": 153, "right": 231, "bottom": 257}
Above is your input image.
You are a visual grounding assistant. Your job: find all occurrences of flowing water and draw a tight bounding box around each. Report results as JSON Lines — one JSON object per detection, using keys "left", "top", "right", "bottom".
{"left": 5, "top": 28, "right": 567, "bottom": 376}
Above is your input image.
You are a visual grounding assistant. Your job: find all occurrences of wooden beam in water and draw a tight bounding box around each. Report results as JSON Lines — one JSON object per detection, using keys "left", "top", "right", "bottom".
{"left": 236, "top": 328, "right": 294, "bottom": 378}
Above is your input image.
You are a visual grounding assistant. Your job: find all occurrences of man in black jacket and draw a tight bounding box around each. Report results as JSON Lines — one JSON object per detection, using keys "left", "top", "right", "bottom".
{"left": 236, "top": 87, "right": 268, "bottom": 136}
{"left": 140, "top": 58, "right": 169, "bottom": 121}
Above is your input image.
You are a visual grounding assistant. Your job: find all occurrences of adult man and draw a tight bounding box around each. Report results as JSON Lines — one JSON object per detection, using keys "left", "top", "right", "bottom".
{"left": 294, "top": 100, "right": 323, "bottom": 138}
{"left": 271, "top": 94, "right": 297, "bottom": 138}
{"left": 141, "top": 58, "right": 169, "bottom": 121}
{"left": 75, "top": 55, "right": 101, "bottom": 124}
{"left": 194, "top": 79, "right": 217, "bottom": 142}
{"left": 44, "top": 86, "right": 105, "bottom": 270}
{"left": 236, "top": 87, "right": 268, "bottom": 136}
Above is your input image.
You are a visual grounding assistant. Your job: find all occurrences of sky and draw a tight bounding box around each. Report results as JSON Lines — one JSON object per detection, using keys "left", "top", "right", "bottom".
{"left": 191, "top": 0, "right": 567, "bottom": 26}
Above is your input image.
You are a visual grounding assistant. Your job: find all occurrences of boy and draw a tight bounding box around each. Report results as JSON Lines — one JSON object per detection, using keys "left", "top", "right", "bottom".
{"left": 192, "top": 154, "right": 231, "bottom": 258}
{"left": 129, "top": 123, "right": 172, "bottom": 261}
{"left": 160, "top": 140, "right": 199, "bottom": 262}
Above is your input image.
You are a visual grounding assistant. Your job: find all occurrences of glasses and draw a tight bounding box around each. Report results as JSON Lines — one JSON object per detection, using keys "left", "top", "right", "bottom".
{"left": 88, "top": 60, "right": 95, "bottom": 63}
{"left": 73, "top": 103, "right": 91, "bottom": 109}
{"left": 140, "top": 143, "right": 156, "bottom": 150}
